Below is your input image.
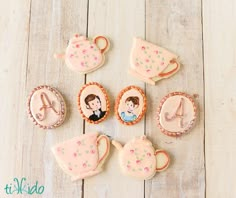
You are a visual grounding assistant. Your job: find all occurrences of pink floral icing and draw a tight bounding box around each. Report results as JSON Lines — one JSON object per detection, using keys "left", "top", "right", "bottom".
{"left": 119, "top": 137, "right": 157, "bottom": 179}
{"left": 52, "top": 133, "right": 100, "bottom": 177}
{"left": 130, "top": 37, "right": 178, "bottom": 78}
{"left": 65, "top": 34, "right": 103, "bottom": 73}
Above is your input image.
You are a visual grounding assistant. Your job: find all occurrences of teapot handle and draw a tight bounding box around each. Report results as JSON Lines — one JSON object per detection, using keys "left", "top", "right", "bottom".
{"left": 94, "top": 36, "right": 109, "bottom": 54}
{"left": 96, "top": 135, "right": 110, "bottom": 163}
{"left": 158, "top": 59, "right": 180, "bottom": 77}
{"left": 155, "top": 150, "right": 170, "bottom": 172}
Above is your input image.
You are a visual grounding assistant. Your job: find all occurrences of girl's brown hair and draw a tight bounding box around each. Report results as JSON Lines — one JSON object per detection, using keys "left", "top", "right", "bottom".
{"left": 125, "top": 96, "right": 139, "bottom": 106}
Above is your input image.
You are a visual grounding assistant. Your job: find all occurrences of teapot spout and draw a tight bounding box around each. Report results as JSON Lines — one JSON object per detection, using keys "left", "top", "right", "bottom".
{"left": 112, "top": 140, "right": 123, "bottom": 150}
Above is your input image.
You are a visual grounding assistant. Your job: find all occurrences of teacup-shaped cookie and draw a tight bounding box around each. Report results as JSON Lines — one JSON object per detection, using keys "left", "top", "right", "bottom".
{"left": 129, "top": 37, "right": 180, "bottom": 85}
{"left": 54, "top": 34, "right": 109, "bottom": 74}
{"left": 52, "top": 132, "right": 110, "bottom": 180}
{"left": 112, "top": 135, "right": 170, "bottom": 180}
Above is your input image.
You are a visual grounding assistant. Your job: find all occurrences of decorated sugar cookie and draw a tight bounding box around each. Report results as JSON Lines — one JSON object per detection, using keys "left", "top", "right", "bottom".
{"left": 129, "top": 37, "right": 180, "bottom": 85}
{"left": 78, "top": 82, "right": 110, "bottom": 124}
{"left": 115, "top": 86, "right": 147, "bottom": 126}
{"left": 52, "top": 132, "right": 110, "bottom": 180}
{"left": 112, "top": 135, "right": 170, "bottom": 180}
{"left": 54, "top": 34, "right": 109, "bottom": 74}
{"left": 115, "top": 85, "right": 147, "bottom": 125}
{"left": 27, "top": 85, "right": 66, "bottom": 129}
{"left": 157, "top": 92, "right": 198, "bottom": 137}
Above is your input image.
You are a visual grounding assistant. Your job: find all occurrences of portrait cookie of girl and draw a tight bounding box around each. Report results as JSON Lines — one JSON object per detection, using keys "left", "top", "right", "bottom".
{"left": 120, "top": 96, "right": 140, "bottom": 122}
{"left": 85, "top": 94, "right": 106, "bottom": 121}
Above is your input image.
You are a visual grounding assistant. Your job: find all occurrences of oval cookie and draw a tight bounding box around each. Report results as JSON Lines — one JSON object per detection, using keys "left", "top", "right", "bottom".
{"left": 115, "top": 86, "right": 147, "bottom": 125}
{"left": 27, "top": 85, "right": 66, "bottom": 129}
{"left": 157, "top": 92, "right": 198, "bottom": 137}
{"left": 78, "top": 82, "right": 110, "bottom": 124}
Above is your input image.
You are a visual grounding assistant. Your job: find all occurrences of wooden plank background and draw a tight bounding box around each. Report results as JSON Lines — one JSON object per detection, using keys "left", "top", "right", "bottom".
{"left": 0, "top": 0, "right": 235, "bottom": 197}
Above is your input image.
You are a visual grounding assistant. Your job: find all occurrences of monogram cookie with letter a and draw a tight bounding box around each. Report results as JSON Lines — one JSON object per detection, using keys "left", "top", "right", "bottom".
{"left": 157, "top": 92, "right": 198, "bottom": 137}
{"left": 27, "top": 85, "right": 66, "bottom": 129}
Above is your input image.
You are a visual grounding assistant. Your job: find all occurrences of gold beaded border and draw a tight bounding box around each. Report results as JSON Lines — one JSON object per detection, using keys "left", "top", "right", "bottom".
{"left": 115, "top": 85, "right": 147, "bottom": 126}
{"left": 27, "top": 85, "right": 66, "bottom": 130}
{"left": 157, "top": 92, "right": 198, "bottom": 137}
{"left": 77, "top": 82, "right": 110, "bottom": 124}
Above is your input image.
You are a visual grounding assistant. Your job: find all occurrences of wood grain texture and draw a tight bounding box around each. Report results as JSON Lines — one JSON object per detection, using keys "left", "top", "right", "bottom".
{"left": 203, "top": 0, "right": 236, "bottom": 197}
{"left": 84, "top": 0, "right": 146, "bottom": 198}
{"left": 1, "top": 0, "right": 236, "bottom": 197}
{"left": 24, "top": 0, "right": 88, "bottom": 197}
{"left": 145, "top": 0, "right": 205, "bottom": 197}
{"left": 0, "top": 0, "right": 31, "bottom": 191}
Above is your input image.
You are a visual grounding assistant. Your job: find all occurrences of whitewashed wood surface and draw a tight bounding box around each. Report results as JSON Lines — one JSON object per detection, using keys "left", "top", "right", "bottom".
{"left": 0, "top": 0, "right": 235, "bottom": 197}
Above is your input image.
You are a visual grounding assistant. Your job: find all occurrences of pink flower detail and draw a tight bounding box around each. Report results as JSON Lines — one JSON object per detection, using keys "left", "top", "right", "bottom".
{"left": 90, "top": 45, "right": 94, "bottom": 49}
{"left": 76, "top": 44, "right": 80, "bottom": 48}
{"left": 82, "top": 163, "right": 87, "bottom": 168}
{"left": 135, "top": 62, "right": 139, "bottom": 67}
{"left": 146, "top": 69, "right": 151, "bottom": 72}
{"left": 94, "top": 56, "right": 98, "bottom": 61}
{"left": 75, "top": 34, "right": 79, "bottom": 38}
{"left": 154, "top": 50, "right": 159, "bottom": 54}
{"left": 161, "top": 62, "right": 164, "bottom": 65}
{"left": 127, "top": 165, "right": 131, "bottom": 169}
{"left": 81, "top": 62, "right": 85, "bottom": 66}
{"left": 91, "top": 149, "right": 95, "bottom": 154}
{"left": 77, "top": 141, "right": 81, "bottom": 145}
{"left": 57, "top": 147, "right": 61, "bottom": 152}
{"left": 141, "top": 46, "right": 145, "bottom": 50}
{"left": 136, "top": 160, "right": 141, "bottom": 164}
{"left": 147, "top": 152, "right": 151, "bottom": 157}
{"left": 144, "top": 167, "right": 149, "bottom": 172}
{"left": 130, "top": 149, "right": 134, "bottom": 154}
{"left": 73, "top": 153, "right": 77, "bottom": 157}
{"left": 70, "top": 54, "right": 74, "bottom": 58}
{"left": 145, "top": 59, "right": 149, "bottom": 63}
{"left": 69, "top": 167, "right": 72, "bottom": 171}
{"left": 82, "top": 49, "right": 87, "bottom": 54}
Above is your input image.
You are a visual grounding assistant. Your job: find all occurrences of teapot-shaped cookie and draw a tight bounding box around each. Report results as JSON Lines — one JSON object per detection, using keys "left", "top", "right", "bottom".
{"left": 112, "top": 135, "right": 170, "bottom": 180}
{"left": 52, "top": 132, "right": 110, "bottom": 180}
{"left": 54, "top": 34, "right": 109, "bottom": 74}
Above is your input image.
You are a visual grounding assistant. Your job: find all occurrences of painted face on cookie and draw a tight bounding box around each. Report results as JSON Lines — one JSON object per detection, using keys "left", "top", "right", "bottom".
{"left": 78, "top": 82, "right": 110, "bottom": 124}
{"left": 87, "top": 97, "right": 101, "bottom": 111}
{"left": 116, "top": 86, "right": 146, "bottom": 125}
{"left": 126, "top": 100, "right": 138, "bottom": 112}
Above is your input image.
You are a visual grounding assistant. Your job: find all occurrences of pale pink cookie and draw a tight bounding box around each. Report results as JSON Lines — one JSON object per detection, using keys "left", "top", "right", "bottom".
{"left": 27, "top": 85, "right": 66, "bottom": 129}
{"left": 115, "top": 86, "right": 147, "bottom": 126}
{"left": 129, "top": 37, "right": 180, "bottom": 85}
{"left": 78, "top": 82, "right": 110, "bottom": 124}
{"left": 54, "top": 34, "right": 109, "bottom": 74}
{"left": 157, "top": 92, "right": 198, "bottom": 137}
{"left": 51, "top": 132, "right": 110, "bottom": 181}
{"left": 112, "top": 135, "right": 170, "bottom": 180}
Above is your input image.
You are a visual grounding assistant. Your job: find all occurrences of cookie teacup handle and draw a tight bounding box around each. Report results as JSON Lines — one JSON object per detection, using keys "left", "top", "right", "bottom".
{"left": 158, "top": 59, "right": 180, "bottom": 78}
{"left": 155, "top": 150, "right": 170, "bottom": 172}
{"left": 94, "top": 36, "right": 109, "bottom": 54}
{"left": 96, "top": 135, "right": 110, "bottom": 164}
